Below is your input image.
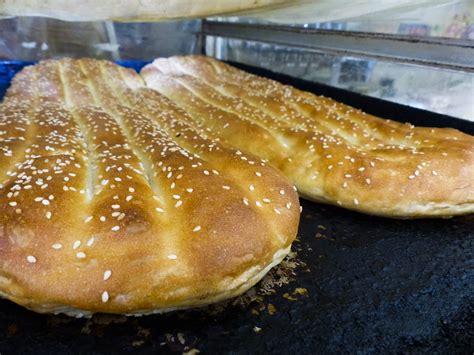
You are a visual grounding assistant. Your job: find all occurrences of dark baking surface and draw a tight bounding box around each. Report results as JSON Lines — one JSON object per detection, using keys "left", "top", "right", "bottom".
{"left": 0, "top": 61, "right": 473, "bottom": 354}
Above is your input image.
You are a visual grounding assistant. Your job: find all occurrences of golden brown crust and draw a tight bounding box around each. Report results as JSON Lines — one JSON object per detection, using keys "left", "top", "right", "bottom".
{"left": 142, "top": 55, "right": 474, "bottom": 218}
{"left": 0, "top": 59, "right": 300, "bottom": 315}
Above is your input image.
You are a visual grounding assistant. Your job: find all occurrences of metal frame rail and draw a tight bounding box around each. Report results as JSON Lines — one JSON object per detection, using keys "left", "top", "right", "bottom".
{"left": 200, "top": 20, "right": 474, "bottom": 73}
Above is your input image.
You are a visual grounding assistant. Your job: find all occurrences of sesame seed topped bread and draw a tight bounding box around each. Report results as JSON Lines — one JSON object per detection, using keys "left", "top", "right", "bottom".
{"left": 0, "top": 59, "right": 300, "bottom": 316}
{"left": 141, "top": 55, "right": 474, "bottom": 218}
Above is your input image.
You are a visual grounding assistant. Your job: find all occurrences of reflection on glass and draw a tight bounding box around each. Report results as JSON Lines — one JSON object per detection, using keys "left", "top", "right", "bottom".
{"left": 206, "top": 37, "right": 474, "bottom": 121}
{"left": 211, "top": 1, "right": 474, "bottom": 39}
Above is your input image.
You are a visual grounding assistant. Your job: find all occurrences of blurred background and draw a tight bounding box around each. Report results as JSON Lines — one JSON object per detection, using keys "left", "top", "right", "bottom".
{"left": 0, "top": 0, "right": 473, "bottom": 120}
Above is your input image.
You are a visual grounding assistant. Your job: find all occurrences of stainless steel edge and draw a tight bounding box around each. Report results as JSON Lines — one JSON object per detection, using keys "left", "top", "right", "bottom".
{"left": 201, "top": 21, "right": 474, "bottom": 73}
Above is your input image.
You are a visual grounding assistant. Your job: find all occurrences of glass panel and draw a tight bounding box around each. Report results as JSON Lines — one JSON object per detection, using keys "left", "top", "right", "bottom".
{"left": 206, "top": 36, "right": 474, "bottom": 121}
{"left": 0, "top": 17, "right": 200, "bottom": 61}
{"left": 210, "top": 0, "right": 474, "bottom": 40}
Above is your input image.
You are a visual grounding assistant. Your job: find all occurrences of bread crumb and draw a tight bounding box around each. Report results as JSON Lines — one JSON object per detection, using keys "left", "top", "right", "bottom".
{"left": 267, "top": 303, "right": 277, "bottom": 315}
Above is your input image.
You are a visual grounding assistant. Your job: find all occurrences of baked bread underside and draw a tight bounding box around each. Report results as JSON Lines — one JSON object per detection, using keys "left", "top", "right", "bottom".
{"left": 142, "top": 56, "right": 474, "bottom": 218}
{"left": 0, "top": 59, "right": 300, "bottom": 316}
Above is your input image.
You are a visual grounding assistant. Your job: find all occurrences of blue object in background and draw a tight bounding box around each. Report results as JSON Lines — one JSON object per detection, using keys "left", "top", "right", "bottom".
{"left": 0, "top": 60, "right": 150, "bottom": 100}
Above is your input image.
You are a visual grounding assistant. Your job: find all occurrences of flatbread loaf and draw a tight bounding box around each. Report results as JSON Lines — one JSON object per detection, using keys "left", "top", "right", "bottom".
{"left": 0, "top": 59, "right": 300, "bottom": 316}
{"left": 142, "top": 56, "right": 474, "bottom": 218}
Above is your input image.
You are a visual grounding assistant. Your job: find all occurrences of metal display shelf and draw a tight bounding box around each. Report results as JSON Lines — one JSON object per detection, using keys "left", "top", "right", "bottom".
{"left": 201, "top": 20, "right": 474, "bottom": 72}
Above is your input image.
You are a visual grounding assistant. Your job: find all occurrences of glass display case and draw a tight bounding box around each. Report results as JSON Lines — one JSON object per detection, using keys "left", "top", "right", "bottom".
{"left": 1, "top": 1, "right": 473, "bottom": 120}
{"left": 203, "top": 1, "right": 474, "bottom": 120}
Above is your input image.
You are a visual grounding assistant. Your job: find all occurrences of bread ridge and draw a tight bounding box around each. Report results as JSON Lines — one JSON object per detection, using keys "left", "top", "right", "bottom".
{"left": 0, "top": 58, "right": 300, "bottom": 315}
{"left": 141, "top": 55, "right": 474, "bottom": 218}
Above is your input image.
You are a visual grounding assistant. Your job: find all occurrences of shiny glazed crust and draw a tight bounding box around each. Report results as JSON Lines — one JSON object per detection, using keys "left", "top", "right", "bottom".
{"left": 142, "top": 55, "right": 474, "bottom": 218}
{"left": 0, "top": 59, "right": 300, "bottom": 315}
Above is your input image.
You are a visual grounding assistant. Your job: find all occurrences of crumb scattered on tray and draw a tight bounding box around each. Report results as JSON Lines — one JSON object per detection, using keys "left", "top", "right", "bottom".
{"left": 267, "top": 303, "right": 277, "bottom": 315}
{"left": 191, "top": 243, "right": 307, "bottom": 316}
{"left": 283, "top": 287, "right": 309, "bottom": 301}
{"left": 132, "top": 340, "right": 145, "bottom": 347}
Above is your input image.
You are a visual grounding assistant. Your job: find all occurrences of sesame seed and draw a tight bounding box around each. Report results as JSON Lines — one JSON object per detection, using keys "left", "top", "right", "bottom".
{"left": 100, "top": 216, "right": 106, "bottom": 222}
{"left": 173, "top": 194, "right": 181, "bottom": 200}
{"left": 263, "top": 198, "right": 271, "bottom": 203}
{"left": 77, "top": 252, "right": 86, "bottom": 259}
{"left": 186, "top": 188, "right": 193, "bottom": 193}
{"left": 243, "top": 198, "right": 249, "bottom": 206}
{"left": 222, "top": 185, "right": 230, "bottom": 190}
{"left": 41, "top": 200, "right": 50, "bottom": 206}
{"left": 87, "top": 237, "right": 95, "bottom": 247}
{"left": 366, "top": 178, "right": 371, "bottom": 185}
{"left": 155, "top": 207, "right": 164, "bottom": 213}
{"left": 353, "top": 198, "right": 359, "bottom": 205}
{"left": 175, "top": 200, "right": 183, "bottom": 208}
{"left": 249, "top": 184, "right": 255, "bottom": 191}
{"left": 52, "top": 243, "right": 62, "bottom": 250}
{"left": 408, "top": 175, "right": 415, "bottom": 179}
{"left": 101, "top": 291, "right": 109, "bottom": 303}
{"left": 193, "top": 225, "right": 201, "bottom": 232}
{"left": 46, "top": 211, "right": 52, "bottom": 219}
{"left": 103, "top": 270, "right": 112, "bottom": 281}
{"left": 274, "top": 208, "right": 281, "bottom": 215}
{"left": 111, "top": 204, "right": 120, "bottom": 209}
{"left": 255, "top": 172, "right": 262, "bottom": 177}
{"left": 126, "top": 195, "right": 133, "bottom": 202}
{"left": 279, "top": 189, "right": 285, "bottom": 195}
{"left": 256, "top": 201, "right": 262, "bottom": 207}
{"left": 84, "top": 216, "right": 93, "bottom": 224}
{"left": 27, "top": 255, "right": 37, "bottom": 263}
{"left": 432, "top": 171, "right": 438, "bottom": 176}
{"left": 8, "top": 201, "right": 17, "bottom": 207}
{"left": 73, "top": 240, "right": 81, "bottom": 250}
{"left": 203, "top": 170, "right": 210, "bottom": 175}
{"left": 111, "top": 226, "right": 120, "bottom": 231}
